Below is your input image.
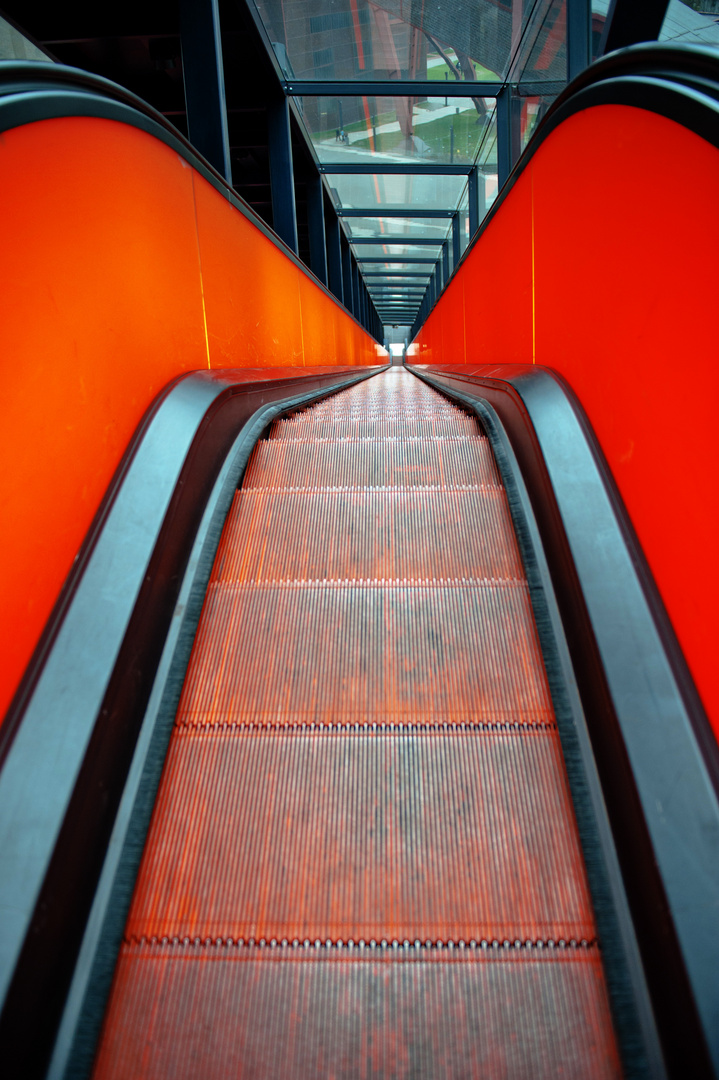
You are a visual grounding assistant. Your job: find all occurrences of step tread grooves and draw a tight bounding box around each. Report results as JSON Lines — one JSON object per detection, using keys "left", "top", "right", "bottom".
{"left": 94, "top": 943, "right": 620, "bottom": 1080}
{"left": 126, "top": 729, "right": 595, "bottom": 942}
{"left": 92, "top": 369, "right": 620, "bottom": 1080}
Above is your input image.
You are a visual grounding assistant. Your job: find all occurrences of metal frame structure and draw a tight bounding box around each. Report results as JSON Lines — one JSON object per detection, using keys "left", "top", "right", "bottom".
{"left": 171, "top": 0, "right": 676, "bottom": 336}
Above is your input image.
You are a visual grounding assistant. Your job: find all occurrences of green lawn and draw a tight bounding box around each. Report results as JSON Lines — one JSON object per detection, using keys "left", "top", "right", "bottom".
{"left": 352, "top": 107, "right": 494, "bottom": 164}
{"left": 426, "top": 58, "right": 499, "bottom": 82}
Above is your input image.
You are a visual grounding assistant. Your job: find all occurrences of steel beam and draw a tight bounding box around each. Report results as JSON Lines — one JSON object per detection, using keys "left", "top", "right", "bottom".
{"left": 341, "top": 237, "right": 353, "bottom": 313}
{"left": 359, "top": 257, "right": 438, "bottom": 264}
{"left": 267, "top": 96, "right": 298, "bottom": 252}
{"left": 497, "top": 86, "right": 512, "bottom": 189}
{"left": 180, "top": 0, "right": 232, "bottom": 183}
{"left": 318, "top": 164, "right": 472, "bottom": 176}
{"left": 468, "top": 167, "right": 478, "bottom": 239}
{"left": 325, "top": 208, "right": 344, "bottom": 302}
{"left": 349, "top": 238, "right": 444, "bottom": 246}
{"left": 567, "top": 0, "right": 591, "bottom": 82}
{"left": 351, "top": 255, "right": 360, "bottom": 316}
{"left": 283, "top": 80, "right": 504, "bottom": 97}
{"left": 306, "top": 174, "right": 328, "bottom": 287}
{"left": 338, "top": 209, "right": 455, "bottom": 218}
{"left": 452, "top": 214, "right": 460, "bottom": 266}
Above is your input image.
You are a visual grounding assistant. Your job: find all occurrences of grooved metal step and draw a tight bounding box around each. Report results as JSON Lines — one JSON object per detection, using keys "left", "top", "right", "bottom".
{"left": 92, "top": 369, "right": 621, "bottom": 1079}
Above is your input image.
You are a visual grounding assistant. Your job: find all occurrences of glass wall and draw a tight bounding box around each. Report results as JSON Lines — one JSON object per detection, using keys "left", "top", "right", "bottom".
{"left": 246, "top": 0, "right": 587, "bottom": 327}
{"left": 300, "top": 94, "right": 495, "bottom": 165}
{"left": 660, "top": 0, "right": 719, "bottom": 45}
{"left": 0, "top": 15, "right": 51, "bottom": 61}
{"left": 253, "top": 0, "right": 527, "bottom": 84}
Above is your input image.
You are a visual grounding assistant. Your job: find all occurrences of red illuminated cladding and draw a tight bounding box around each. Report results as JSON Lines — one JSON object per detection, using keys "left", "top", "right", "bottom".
{"left": 0, "top": 116, "right": 380, "bottom": 725}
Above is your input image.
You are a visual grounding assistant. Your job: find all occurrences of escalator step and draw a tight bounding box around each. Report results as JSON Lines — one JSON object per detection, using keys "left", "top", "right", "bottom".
{"left": 124, "top": 726, "right": 594, "bottom": 943}
{"left": 242, "top": 437, "right": 501, "bottom": 489}
{"left": 175, "top": 582, "right": 553, "bottom": 726}
{"left": 94, "top": 942, "right": 619, "bottom": 1079}
{"left": 265, "top": 416, "right": 481, "bottom": 439}
{"left": 212, "top": 490, "right": 524, "bottom": 581}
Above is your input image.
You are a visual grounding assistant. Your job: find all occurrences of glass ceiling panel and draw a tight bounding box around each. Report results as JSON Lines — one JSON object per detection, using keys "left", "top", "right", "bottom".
{"left": 367, "top": 280, "right": 427, "bottom": 289}
{"left": 301, "top": 95, "right": 494, "bottom": 165}
{"left": 361, "top": 265, "right": 436, "bottom": 275}
{"left": 660, "top": 0, "right": 719, "bottom": 46}
{"left": 342, "top": 216, "right": 451, "bottom": 240}
{"left": 0, "top": 15, "right": 51, "bottom": 60}
{"left": 351, "top": 243, "right": 442, "bottom": 257}
{"left": 326, "top": 172, "right": 467, "bottom": 212}
{"left": 251, "top": 0, "right": 532, "bottom": 84}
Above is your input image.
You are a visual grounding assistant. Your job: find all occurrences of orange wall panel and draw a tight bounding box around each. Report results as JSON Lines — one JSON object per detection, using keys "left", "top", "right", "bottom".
{"left": 193, "top": 173, "right": 305, "bottom": 368}
{"left": 463, "top": 166, "right": 534, "bottom": 368}
{"left": 414, "top": 167, "right": 533, "bottom": 368}
{"left": 298, "top": 271, "right": 338, "bottom": 366}
{"left": 0, "top": 117, "right": 206, "bottom": 725}
{"left": 0, "top": 115, "right": 382, "bottom": 723}
{"left": 413, "top": 104, "right": 719, "bottom": 738}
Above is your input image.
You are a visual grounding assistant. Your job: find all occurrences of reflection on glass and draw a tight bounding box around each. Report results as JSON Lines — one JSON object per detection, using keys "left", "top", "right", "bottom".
{"left": 0, "top": 16, "right": 51, "bottom": 60}
{"left": 342, "top": 216, "right": 452, "bottom": 241}
{"left": 373, "top": 301, "right": 424, "bottom": 308}
{"left": 360, "top": 266, "right": 433, "bottom": 278}
{"left": 660, "top": 0, "right": 719, "bottom": 45}
{"left": 363, "top": 275, "right": 431, "bottom": 284}
{"left": 327, "top": 172, "right": 466, "bottom": 211}
{"left": 510, "top": 0, "right": 567, "bottom": 88}
{"left": 302, "top": 95, "right": 496, "bottom": 164}
{"left": 352, "top": 244, "right": 442, "bottom": 258}
{"left": 518, "top": 95, "right": 554, "bottom": 153}
{"left": 475, "top": 102, "right": 498, "bottom": 219}
{"left": 252, "top": 0, "right": 526, "bottom": 84}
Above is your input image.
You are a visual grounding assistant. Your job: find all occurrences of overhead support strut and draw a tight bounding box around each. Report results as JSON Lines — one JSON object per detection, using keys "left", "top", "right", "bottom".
{"left": 180, "top": 0, "right": 232, "bottom": 183}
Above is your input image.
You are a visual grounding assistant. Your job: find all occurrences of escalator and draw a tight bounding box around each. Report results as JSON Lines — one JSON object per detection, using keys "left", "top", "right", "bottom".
{"left": 91, "top": 368, "right": 620, "bottom": 1077}
{"left": 1, "top": 44, "right": 719, "bottom": 1080}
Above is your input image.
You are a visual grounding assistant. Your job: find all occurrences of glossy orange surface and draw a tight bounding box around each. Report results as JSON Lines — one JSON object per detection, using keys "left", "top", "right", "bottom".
{"left": 411, "top": 104, "right": 719, "bottom": 738}
{"left": 0, "top": 116, "right": 382, "bottom": 723}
